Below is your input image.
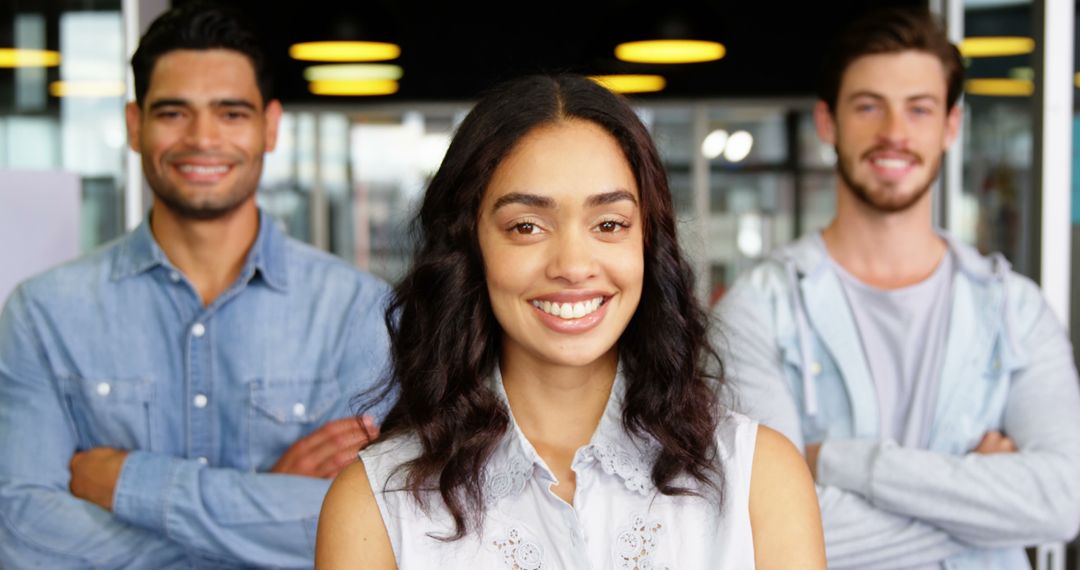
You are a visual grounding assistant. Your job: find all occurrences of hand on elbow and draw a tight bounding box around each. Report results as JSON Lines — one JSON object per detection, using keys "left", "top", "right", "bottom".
{"left": 69, "top": 447, "right": 128, "bottom": 511}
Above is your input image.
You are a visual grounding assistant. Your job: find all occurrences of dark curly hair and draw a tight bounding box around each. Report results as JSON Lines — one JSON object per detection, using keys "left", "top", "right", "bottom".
{"left": 361, "top": 74, "right": 725, "bottom": 540}
{"left": 131, "top": 1, "right": 272, "bottom": 106}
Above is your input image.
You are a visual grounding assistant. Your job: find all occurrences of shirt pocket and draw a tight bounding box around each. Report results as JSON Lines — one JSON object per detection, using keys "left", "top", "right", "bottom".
{"left": 779, "top": 336, "right": 853, "bottom": 443}
{"left": 247, "top": 377, "right": 343, "bottom": 471}
{"left": 61, "top": 376, "right": 154, "bottom": 450}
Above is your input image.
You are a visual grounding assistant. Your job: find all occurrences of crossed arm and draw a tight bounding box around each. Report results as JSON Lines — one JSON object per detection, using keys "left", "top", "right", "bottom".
{"left": 69, "top": 416, "right": 378, "bottom": 511}
{"left": 716, "top": 281, "right": 1080, "bottom": 568}
{"left": 0, "top": 288, "right": 383, "bottom": 569}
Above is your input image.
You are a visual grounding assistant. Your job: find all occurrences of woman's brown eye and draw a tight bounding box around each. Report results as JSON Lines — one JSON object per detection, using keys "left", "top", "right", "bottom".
{"left": 514, "top": 223, "right": 535, "bottom": 234}
{"left": 599, "top": 221, "right": 620, "bottom": 232}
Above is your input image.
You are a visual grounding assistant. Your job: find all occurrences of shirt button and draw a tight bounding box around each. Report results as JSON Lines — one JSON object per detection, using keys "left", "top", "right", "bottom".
{"left": 196, "top": 456, "right": 208, "bottom": 465}
{"left": 191, "top": 323, "right": 206, "bottom": 337}
{"left": 292, "top": 402, "right": 306, "bottom": 418}
{"left": 193, "top": 393, "right": 208, "bottom": 408}
{"left": 810, "top": 362, "right": 823, "bottom": 375}
{"left": 95, "top": 382, "right": 111, "bottom": 396}
{"left": 169, "top": 271, "right": 181, "bottom": 282}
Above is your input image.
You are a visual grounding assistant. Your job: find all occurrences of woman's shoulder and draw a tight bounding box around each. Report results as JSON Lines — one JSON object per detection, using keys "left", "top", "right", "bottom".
{"left": 745, "top": 424, "right": 827, "bottom": 568}
{"left": 317, "top": 457, "right": 397, "bottom": 568}
{"left": 718, "top": 414, "right": 808, "bottom": 493}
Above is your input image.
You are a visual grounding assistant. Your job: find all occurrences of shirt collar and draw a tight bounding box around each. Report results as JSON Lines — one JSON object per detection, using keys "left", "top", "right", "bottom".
{"left": 247, "top": 209, "right": 289, "bottom": 291}
{"left": 110, "top": 209, "right": 289, "bottom": 292}
{"left": 110, "top": 218, "right": 168, "bottom": 280}
{"left": 487, "top": 364, "right": 658, "bottom": 500}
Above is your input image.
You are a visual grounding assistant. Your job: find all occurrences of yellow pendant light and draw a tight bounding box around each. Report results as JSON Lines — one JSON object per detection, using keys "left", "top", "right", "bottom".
{"left": 615, "top": 40, "right": 725, "bottom": 64}
{"left": 0, "top": 48, "right": 61, "bottom": 67}
{"left": 290, "top": 41, "right": 400, "bottom": 62}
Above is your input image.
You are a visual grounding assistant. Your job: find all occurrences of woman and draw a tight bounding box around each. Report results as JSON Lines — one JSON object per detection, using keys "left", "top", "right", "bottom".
{"left": 317, "top": 75, "right": 824, "bottom": 569}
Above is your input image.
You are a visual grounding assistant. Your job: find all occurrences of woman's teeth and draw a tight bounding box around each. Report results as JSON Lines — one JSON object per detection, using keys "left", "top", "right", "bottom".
{"left": 531, "top": 297, "right": 604, "bottom": 319}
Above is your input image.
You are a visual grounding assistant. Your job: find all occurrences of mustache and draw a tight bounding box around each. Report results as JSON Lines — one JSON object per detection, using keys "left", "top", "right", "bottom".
{"left": 860, "top": 146, "right": 922, "bottom": 164}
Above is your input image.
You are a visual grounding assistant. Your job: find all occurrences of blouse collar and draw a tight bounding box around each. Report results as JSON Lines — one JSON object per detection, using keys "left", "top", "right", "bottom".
{"left": 486, "top": 364, "right": 659, "bottom": 501}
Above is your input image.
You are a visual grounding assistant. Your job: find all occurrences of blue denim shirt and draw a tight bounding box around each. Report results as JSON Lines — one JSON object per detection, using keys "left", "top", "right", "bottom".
{"left": 0, "top": 211, "right": 393, "bottom": 569}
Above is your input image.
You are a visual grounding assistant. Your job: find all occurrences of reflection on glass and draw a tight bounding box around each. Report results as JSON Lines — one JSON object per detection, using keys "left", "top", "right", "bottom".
{"left": 1, "top": 2, "right": 126, "bottom": 252}
{"left": 963, "top": 100, "right": 1032, "bottom": 268}
{"left": 60, "top": 11, "right": 125, "bottom": 250}
{"left": 962, "top": 1, "right": 1035, "bottom": 274}
{"left": 350, "top": 110, "right": 459, "bottom": 282}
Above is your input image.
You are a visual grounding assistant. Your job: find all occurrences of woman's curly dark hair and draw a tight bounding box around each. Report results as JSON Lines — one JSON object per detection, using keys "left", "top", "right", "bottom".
{"left": 359, "top": 74, "right": 725, "bottom": 540}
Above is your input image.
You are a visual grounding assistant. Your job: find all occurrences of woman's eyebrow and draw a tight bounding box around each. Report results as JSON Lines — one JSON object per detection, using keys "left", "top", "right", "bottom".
{"left": 491, "top": 189, "right": 637, "bottom": 212}
{"left": 491, "top": 192, "right": 556, "bottom": 212}
{"left": 586, "top": 189, "right": 637, "bottom": 207}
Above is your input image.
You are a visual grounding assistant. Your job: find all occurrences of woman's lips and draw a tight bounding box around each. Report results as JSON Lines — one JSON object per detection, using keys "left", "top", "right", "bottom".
{"left": 528, "top": 295, "right": 611, "bottom": 334}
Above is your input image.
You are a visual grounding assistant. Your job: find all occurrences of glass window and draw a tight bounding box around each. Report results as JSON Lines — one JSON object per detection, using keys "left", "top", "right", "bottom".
{"left": 0, "top": 1, "right": 127, "bottom": 251}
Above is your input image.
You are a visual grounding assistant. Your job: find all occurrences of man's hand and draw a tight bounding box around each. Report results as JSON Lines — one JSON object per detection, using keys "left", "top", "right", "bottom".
{"left": 804, "top": 442, "right": 821, "bottom": 481}
{"left": 69, "top": 447, "right": 128, "bottom": 511}
{"left": 973, "top": 431, "right": 1017, "bottom": 455}
{"left": 271, "top": 416, "right": 379, "bottom": 479}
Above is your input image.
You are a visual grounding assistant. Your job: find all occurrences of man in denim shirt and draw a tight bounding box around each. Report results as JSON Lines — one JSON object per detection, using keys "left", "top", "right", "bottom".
{"left": 0, "top": 4, "right": 391, "bottom": 568}
{"left": 717, "top": 8, "right": 1080, "bottom": 570}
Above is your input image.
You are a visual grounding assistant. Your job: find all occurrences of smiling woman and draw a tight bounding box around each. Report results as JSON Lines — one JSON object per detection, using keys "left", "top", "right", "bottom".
{"left": 316, "top": 74, "right": 825, "bottom": 569}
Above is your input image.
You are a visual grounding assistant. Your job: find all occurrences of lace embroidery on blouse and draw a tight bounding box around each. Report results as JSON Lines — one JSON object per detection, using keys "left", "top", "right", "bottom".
{"left": 492, "top": 527, "right": 544, "bottom": 570}
{"left": 613, "top": 513, "right": 667, "bottom": 570}
{"left": 484, "top": 454, "right": 532, "bottom": 503}
{"left": 581, "top": 439, "right": 657, "bottom": 495}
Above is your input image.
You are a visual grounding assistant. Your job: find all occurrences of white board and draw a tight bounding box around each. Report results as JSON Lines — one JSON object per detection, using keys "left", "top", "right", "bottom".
{"left": 0, "top": 170, "right": 81, "bottom": 306}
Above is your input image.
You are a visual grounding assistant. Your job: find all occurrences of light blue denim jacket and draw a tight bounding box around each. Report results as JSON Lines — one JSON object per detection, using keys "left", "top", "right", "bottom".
{"left": 0, "top": 211, "right": 392, "bottom": 569}
{"left": 716, "top": 232, "right": 1080, "bottom": 570}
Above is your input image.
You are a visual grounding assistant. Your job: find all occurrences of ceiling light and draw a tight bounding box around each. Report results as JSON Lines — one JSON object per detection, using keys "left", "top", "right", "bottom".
{"left": 49, "top": 80, "right": 126, "bottom": 98}
{"left": 615, "top": 40, "right": 725, "bottom": 64}
{"left": 965, "top": 78, "right": 1033, "bottom": 97}
{"left": 960, "top": 37, "right": 1034, "bottom": 58}
{"left": 723, "top": 130, "right": 753, "bottom": 162}
{"left": 588, "top": 74, "right": 666, "bottom": 94}
{"left": 304, "top": 64, "right": 403, "bottom": 82}
{"left": 309, "top": 79, "right": 399, "bottom": 96}
{"left": 0, "top": 48, "right": 61, "bottom": 67}
{"left": 702, "top": 129, "right": 729, "bottom": 159}
{"left": 289, "top": 41, "right": 400, "bottom": 62}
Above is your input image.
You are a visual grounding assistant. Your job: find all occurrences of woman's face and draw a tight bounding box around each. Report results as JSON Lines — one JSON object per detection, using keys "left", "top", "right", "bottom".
{"left": 477, "top": 119, "right": 644, "bottom": 371}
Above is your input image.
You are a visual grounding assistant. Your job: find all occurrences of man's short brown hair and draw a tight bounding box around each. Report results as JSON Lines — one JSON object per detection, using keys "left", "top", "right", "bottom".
{"left": 818, "top": 7, "right": 964, "bottom": 113}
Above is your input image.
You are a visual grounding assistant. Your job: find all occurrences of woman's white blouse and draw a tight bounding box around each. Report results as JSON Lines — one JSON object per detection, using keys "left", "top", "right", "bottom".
{"left": 360, "top": 372, "right": 759, "bottom": 569}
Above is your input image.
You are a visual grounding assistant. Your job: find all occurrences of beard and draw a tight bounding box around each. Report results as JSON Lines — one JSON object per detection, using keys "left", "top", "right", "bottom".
{"left": 834, "top": 142, "right": 942, "bottom": 214}
{"left": 144, "top": 153, "right": 259, "bottom": 221}
{"left": 151, "top": 183, "right": 254, "bottom": 220}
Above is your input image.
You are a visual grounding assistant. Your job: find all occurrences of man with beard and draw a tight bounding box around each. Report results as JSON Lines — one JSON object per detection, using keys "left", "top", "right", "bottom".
{"left": 0, "top": 3, "right": 390, "bottom": 568}
{"left": 717, "top": 8, "right": 1080, "bottom": 569}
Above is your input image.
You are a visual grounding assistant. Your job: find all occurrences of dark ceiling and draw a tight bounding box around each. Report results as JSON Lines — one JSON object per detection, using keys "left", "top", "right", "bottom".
{"left": 177, "top": 0, "right": 932, "bottom": 103}
{"left": 0, "top": 0, "right": 1062, "bottom": 109}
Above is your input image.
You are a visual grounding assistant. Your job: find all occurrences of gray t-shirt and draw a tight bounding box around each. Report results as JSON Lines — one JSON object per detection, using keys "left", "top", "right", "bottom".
{"left": 821, "top": 236, "right": 955, "bottom": 449}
